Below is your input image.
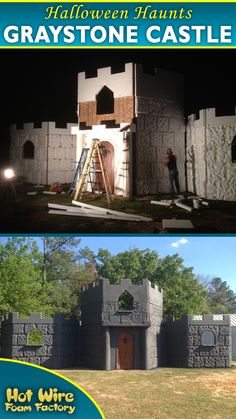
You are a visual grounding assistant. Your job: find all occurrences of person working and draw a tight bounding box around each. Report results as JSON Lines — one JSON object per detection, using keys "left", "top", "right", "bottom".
{"left": 164, "top": 148, "right": 180, "bottom": 195}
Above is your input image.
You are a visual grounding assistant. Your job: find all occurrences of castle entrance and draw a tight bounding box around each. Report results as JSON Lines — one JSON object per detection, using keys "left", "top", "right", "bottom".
{"left": 95, "top": 141, "right": 114, "bottom": 194}
{"left": 116, "top": 332, "right": 134, "bottom": 369}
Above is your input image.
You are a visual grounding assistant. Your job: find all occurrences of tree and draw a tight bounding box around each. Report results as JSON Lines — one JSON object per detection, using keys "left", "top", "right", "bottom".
{"left": 96, "top": 248, "right": 160, "bottom": 284}
{"left": 42, "top": 237, "right": 82, "bottom": 283}
{"left": 0, "top": 237, "right": 43, "bottom": 316}
{"left": 207, "top": 277, "right": 236, "bottom": 313}
{"left": 40, "top": 237, "right": 95, "bottom": 316}
{"left": 0, "top": 237, "right": 94, "bottom": 317}
{"left": 92, "top": 248, "right": 209, "bottom": 318}
{"left": 155, "top": 255, "right": 209, "bottom": 318}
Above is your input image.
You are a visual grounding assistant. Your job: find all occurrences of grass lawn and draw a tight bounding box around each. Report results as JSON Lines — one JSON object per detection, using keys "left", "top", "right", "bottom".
{"left": 57, "top": 366, "right": 236, "bottom": 418}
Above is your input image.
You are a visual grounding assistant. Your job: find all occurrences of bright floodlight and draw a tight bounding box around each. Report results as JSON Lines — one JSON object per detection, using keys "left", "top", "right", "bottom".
{"left": 4, "top": 168, "right": 15, "bottom": 179}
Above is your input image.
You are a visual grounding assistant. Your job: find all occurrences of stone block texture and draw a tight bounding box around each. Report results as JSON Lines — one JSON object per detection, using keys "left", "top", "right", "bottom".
{"left": 10, "top": 62, "right": 236, "bottom": 200}
{"left": 0, "top": 282, "right": 232, "bottom": 370}
{"left": 10, "top": 122, "right": 77, "bottom": 185}
{"left": 75, "top": 62, "right": 185, "bottom": 196}
{"left": 80, "top": 279, "right": 163, "bottom": 370}
{"left": 136, "top": 98, "right": 185, "bottom": 194}
{"left": 0, "top": 312, "right": 80, "bottom": 368}
{"left": 187, "top": 108, "right": 236, "bottom": 201}
{"left": 134, "top": 65, "right": 185, "bottom": 195}
{"left": 166, "top": 315, "right": 231, "bottom": 368}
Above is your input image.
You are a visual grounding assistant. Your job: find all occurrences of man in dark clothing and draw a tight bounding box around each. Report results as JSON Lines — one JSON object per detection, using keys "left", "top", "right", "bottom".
{"left": 164, "top": 148, "right": 180, "bottom": 194}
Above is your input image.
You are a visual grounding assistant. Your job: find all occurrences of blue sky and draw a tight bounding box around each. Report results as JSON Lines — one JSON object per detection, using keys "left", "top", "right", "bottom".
{"left": 1, "top": 235, "right": 236, "bottom": 292}
{"left": 80, "top": 236, "right": 236, "bottom": 291}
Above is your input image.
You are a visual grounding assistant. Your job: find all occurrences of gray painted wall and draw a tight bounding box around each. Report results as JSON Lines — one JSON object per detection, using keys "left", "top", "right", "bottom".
{"left": 80, "top": 278, "right": 163, "bottom": 370}
{"left": 166, "top": 315, "right": 231, "bottom": 368}
{"left": 1, "top": 312, "right": 80, "bottom": 369}
{"left": 231, "top": 327, "right": 236, "bottom": 360}
{"left": 0, "top": 282, "right": 233, "bottom": 370}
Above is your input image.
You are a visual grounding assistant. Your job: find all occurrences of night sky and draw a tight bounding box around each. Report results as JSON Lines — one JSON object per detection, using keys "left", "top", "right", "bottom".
{"left": 1, "top": 49, "right": 236, "bottom": 163}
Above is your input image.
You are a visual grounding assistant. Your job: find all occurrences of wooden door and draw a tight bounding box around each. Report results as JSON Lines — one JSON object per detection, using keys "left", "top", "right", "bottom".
{"left": 94, "top": 141, "right": 114, "bottom": 194}
{"left": 116, "top": 332, "right": 134, "bottom": 370}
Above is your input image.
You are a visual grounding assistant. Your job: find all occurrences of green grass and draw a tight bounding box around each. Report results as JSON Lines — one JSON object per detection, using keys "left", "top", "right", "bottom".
{"left": 57, "top": 366, "right": 236, "bottom": 418}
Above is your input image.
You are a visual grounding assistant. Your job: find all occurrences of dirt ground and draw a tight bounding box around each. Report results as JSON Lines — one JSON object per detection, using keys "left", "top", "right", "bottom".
{"left": 1, "top": 182, "right": 236, "bottom": 234}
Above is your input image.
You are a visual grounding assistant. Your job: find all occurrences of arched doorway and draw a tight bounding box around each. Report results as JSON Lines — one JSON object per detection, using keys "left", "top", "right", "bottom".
{"left": 116, "top": 332, "right": 134, "bottom": 370}
{"left": 95, "top": 141, "right": 114, "bottom": 194}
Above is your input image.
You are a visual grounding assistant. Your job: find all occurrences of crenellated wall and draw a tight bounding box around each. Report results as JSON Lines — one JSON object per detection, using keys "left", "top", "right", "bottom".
{"left": 9, "top": 63, "right": 236, "bottom": 200}
{"left": 10, "top": 122, "right": 77, "bottom": 185}
{"left": 80, "top": 278, "right": 163, "bottom": 370}
{"left": 0, "top": 293, "right": 233, "bottom": 370}
{"left": 166, "top": 314, "right": 231, "bottom": 368}
{"left": 74, "top": 63, "right": 185, "bottom": 196}
{"left": 187, "top": 108, "right": 236, "bottom": 200}
{"left": 0, "top": 312, "right": 80, "bottom": 368}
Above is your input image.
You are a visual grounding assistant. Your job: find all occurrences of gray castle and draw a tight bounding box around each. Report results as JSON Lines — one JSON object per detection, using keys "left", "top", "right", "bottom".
{"left": 0, "top": 279, "right": 232, "bottom": 369}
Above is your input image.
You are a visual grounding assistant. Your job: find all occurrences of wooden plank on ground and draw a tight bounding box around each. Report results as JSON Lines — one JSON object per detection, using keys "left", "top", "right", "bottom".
{"left": 71, "top": 200, "right": 152, "bottom": 222}
{"left": 48, "top": 209, "right": 149, "bottom": 222}
{"left": 175, "top": 202, "right": 193, "bottom": 212}
{"left": 48, "top": 203, "right": 98, "bottom": 214}
{"left": 151, "top": 200, "right": 172, "bottom": 207}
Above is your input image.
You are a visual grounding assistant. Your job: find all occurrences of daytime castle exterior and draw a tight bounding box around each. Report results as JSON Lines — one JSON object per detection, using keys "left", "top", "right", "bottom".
{"left": 0, "top": 279, "right": 232, "bottom": 370}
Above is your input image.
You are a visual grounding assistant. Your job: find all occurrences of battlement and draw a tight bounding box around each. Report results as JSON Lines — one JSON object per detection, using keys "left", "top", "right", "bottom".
{"left": 81, "top": 278, "right": 162, "bottom": 293}
{"left": 80, "top": 278, "right": 163, "bottom": 315}
{"left": 78, "top": 63, "right": 133, "bottom": 101}
{"left": 78, "top": 62, "right": 184, "bottom": 103}
{"left": 188, "top": 107, "right": 236, "bottom": 129}
{"left": 189, "top": 314, "right": 230, "bottom": 325}
{"left": 80, "top": 62, "right": 182, "bottom": 82}
{"left": 167, "top": 314, "right": 230, "bottom": 326}
{"left": 11, "top": 121, "right": 76, "bottom": 136}
{"left": 81, "top": 280, "right": 102, "bottom": 293}
{"left": 80, "top": 62, "right": 133, "bottom": 81}
{"left": 1, "top": 312, "right": 78, "bottom": 324}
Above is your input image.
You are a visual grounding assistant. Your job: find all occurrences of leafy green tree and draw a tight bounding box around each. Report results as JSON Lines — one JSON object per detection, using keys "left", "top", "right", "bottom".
{"left": 42, "top": 237, "right": 82, "bottom": 283}
{"left": 156, "top": 255, "right": 209, "bottom": 318}
{"left": 207, "top": 277, "right": 236, "bottom": 313}
{"left": 0, "top": 237, "right": 43, "bottom": 316}
{"left": 40, "top": 237, "right": 95, "bottom": 316}
{"left": 0, "top": 237, "right": 94, "bottom": 317}
{"left": 96, "top": 248, "right": 160, "bottom": 284}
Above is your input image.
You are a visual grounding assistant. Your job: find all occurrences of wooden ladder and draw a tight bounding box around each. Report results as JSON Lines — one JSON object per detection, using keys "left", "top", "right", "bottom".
{"left": 73, "top": 139, "right": 112, "bottom": 205}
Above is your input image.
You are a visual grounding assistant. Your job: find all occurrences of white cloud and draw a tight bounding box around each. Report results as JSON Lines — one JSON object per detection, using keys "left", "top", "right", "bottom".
{"left": 171, "top": 238, "right": 189, "bottom": 248}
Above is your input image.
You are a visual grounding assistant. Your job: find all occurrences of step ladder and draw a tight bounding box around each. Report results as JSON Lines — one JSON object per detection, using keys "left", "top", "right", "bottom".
{"left": 70, "top": 148, "right": 89, "bottom": 192}
{"left": 73, "top": 139, "right": 112, "bottom": 205}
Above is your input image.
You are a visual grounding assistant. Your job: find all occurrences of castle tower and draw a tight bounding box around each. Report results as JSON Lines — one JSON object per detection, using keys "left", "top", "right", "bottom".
{"left": 72, "top": 62, "right": 185, "bottom": 197}
{"left": 10, "top": 122, "right": 77, "bottom": 185}
{"left": 187, "top": 108, "right": 236, "bottom": 201}
{"left": 80, "top": 278, "right": 163, "bottom": 370}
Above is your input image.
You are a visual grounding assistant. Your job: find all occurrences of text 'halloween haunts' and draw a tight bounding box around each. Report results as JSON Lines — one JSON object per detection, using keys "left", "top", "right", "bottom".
{"left": 44, "top": 5, "right": 193, "bottom": 21}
